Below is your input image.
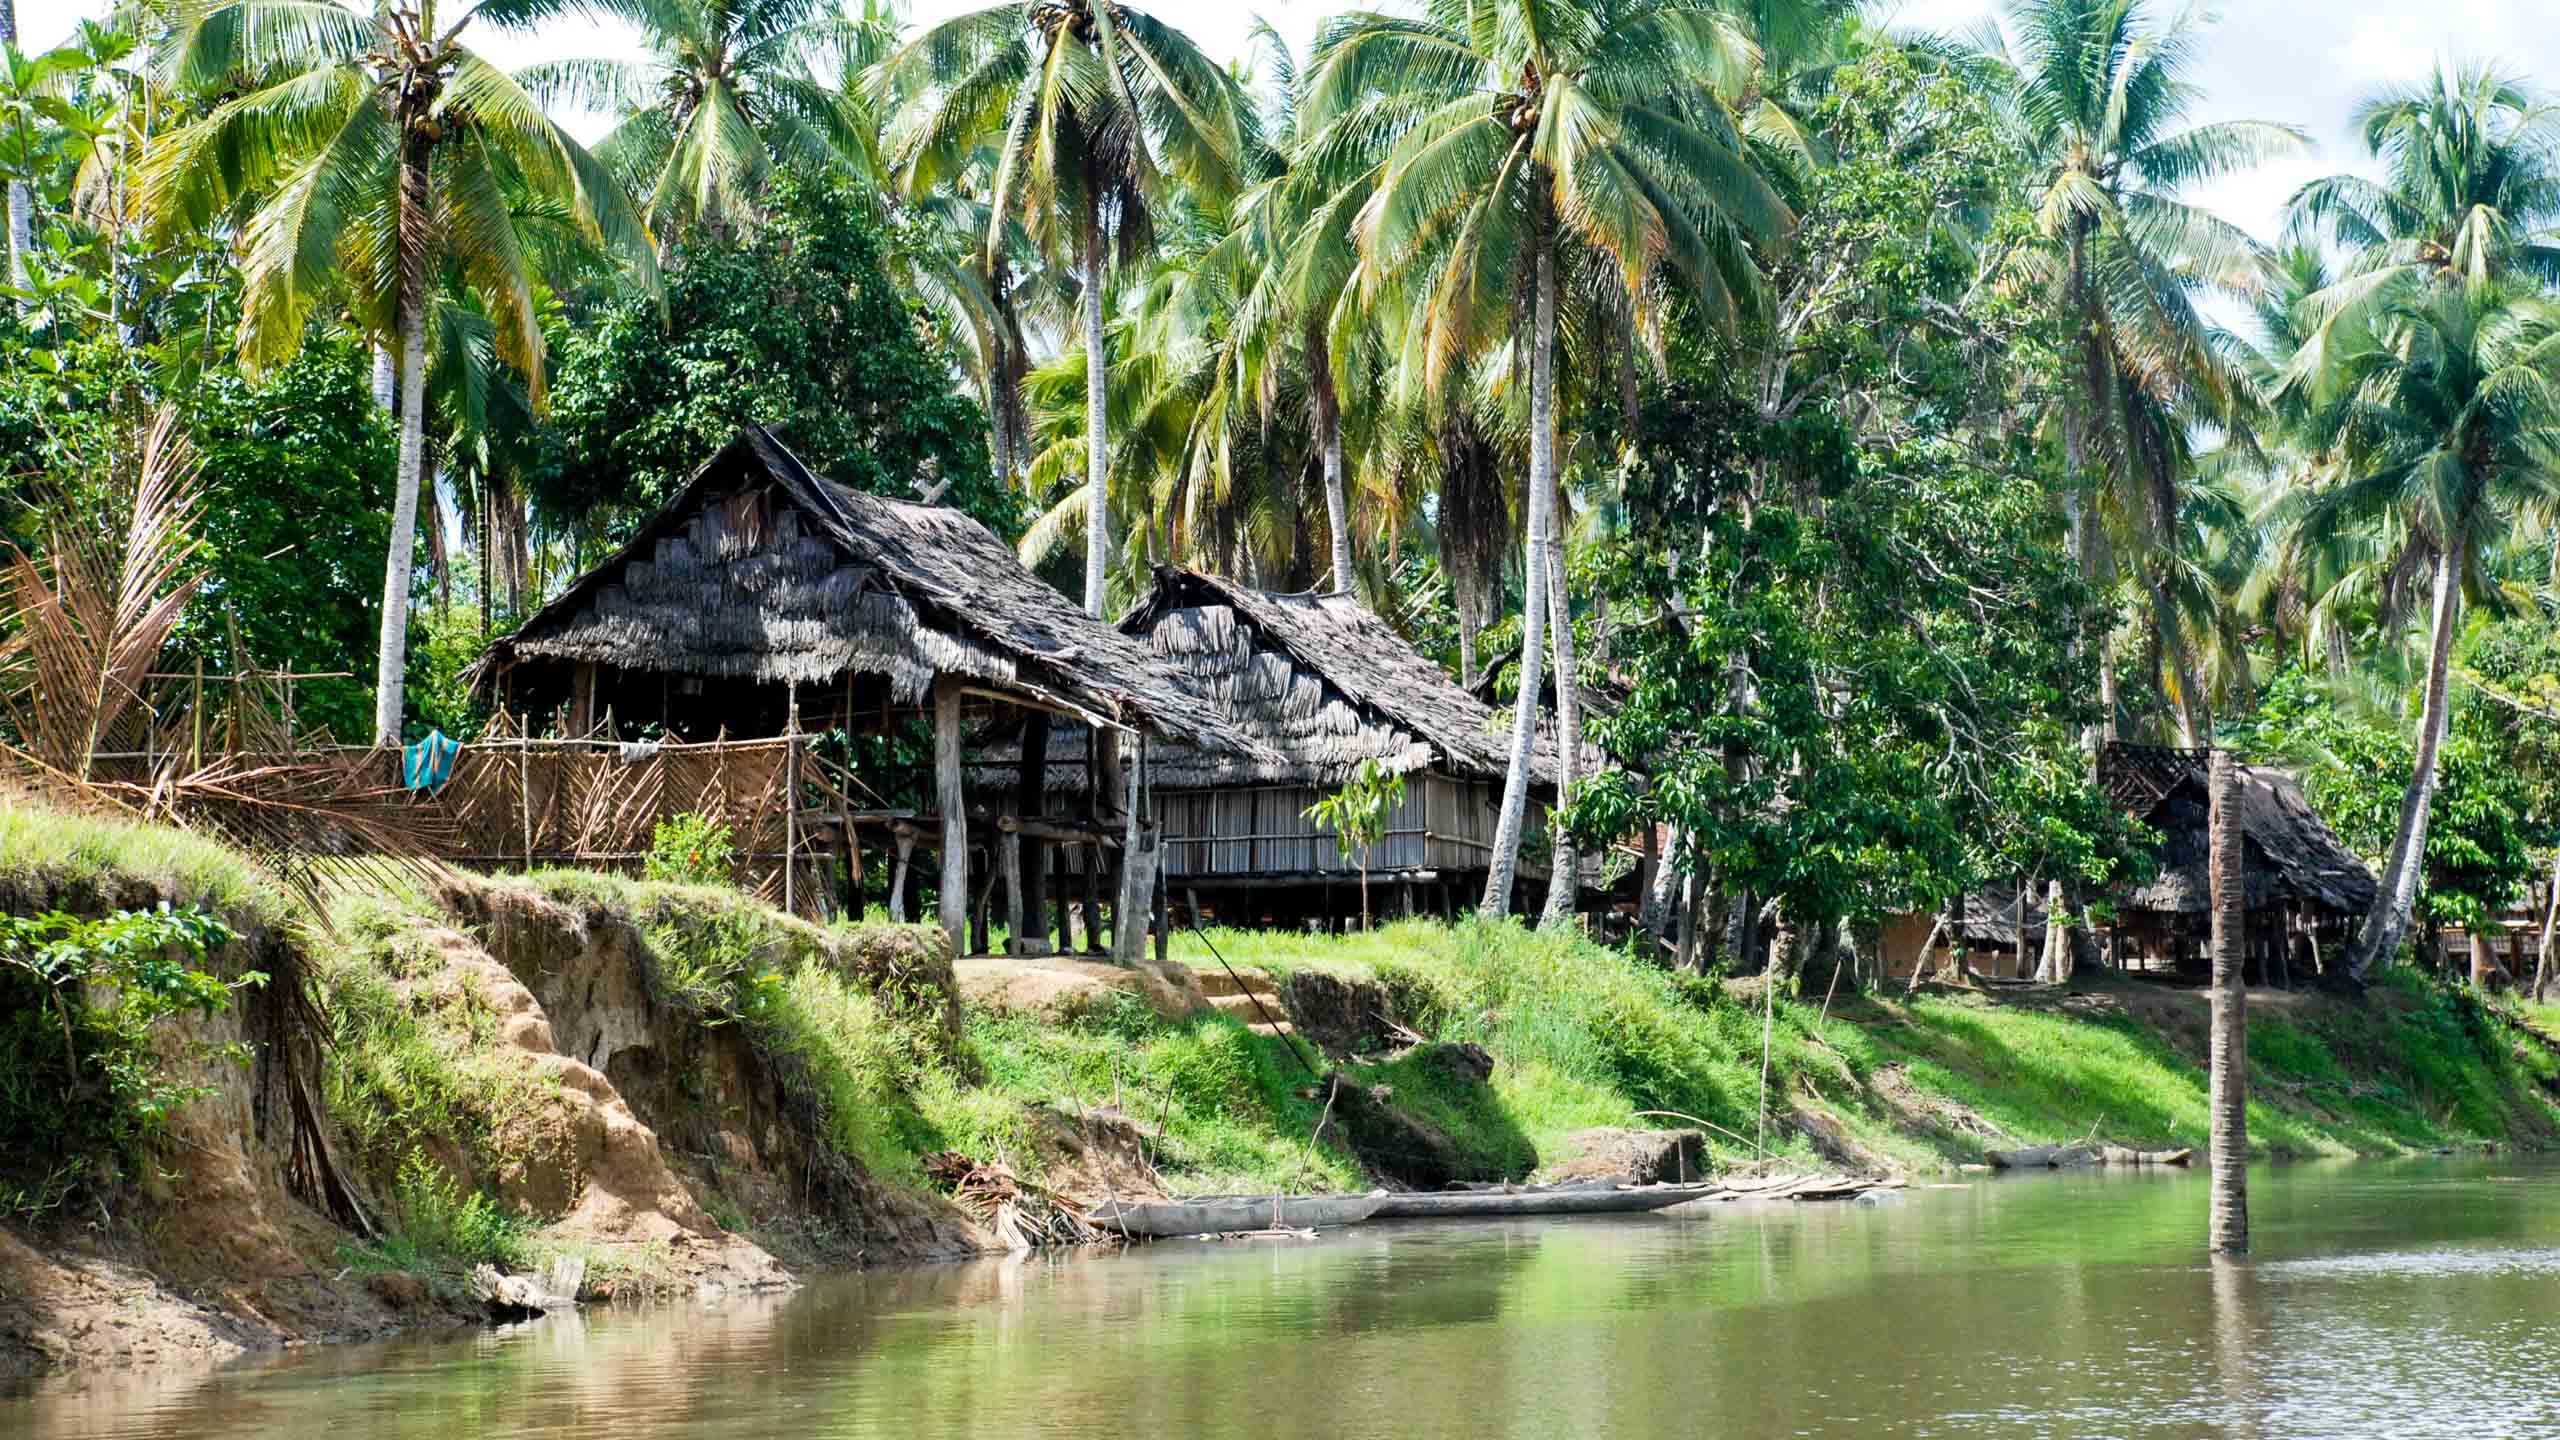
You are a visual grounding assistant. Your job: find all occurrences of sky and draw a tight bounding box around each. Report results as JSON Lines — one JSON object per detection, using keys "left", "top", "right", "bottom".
{"left": 17, "top": 0, "right": 2560, "bottom": 252}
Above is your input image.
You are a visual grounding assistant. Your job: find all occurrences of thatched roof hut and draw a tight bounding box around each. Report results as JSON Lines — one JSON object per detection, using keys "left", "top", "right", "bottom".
{"left": 985, "top": 567, "right": 1577, "bottom": 923}
{"left": 1883, "top": 746, "right": 2377, "bottom": 984}
{"left": 474, "top": 429, "right": 1252, "bottom": 755}
{"left": 2100, "top": 745, "right": 2376, "bottom": 919}
{"left": 467, "top": 428, "right": 1270, "bottom": 959}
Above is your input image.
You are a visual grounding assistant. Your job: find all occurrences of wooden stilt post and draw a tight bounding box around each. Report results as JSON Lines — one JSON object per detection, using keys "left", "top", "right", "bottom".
{"left": 1002, "top": 827, "right": 1026, "bottom": 957}
{"left": 783, "top": 682, "right": 798, "bottom": 918}
{"left": 934, "top": 679, "right": 968, "bottom": 958}
{"left": 888, "top": 831, "right": 913, "bottom": 924}
{"left": 1114, "top": 734, "right": 1150, "bottom": 965}
{"left": 1153, "top": 859, "right": 1169, "bottom": 966}
{"left": 1081, "top": 847, "right": 1104, "bottom": 955}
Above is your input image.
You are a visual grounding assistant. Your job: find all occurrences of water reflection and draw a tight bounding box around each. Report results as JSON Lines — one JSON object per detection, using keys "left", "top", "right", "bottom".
{"left": 9, "top": 1157, "right": 2560, "bottom": 1439}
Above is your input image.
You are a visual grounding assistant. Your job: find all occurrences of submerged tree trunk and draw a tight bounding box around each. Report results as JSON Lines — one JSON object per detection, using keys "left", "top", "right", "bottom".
{"left": 1079, "top": 195, "right": 1111, "bottom": 618}
{"left": 2345, "top": 542, "right": 2463, "bottom": 981}
{"left": 2208, "top": 748, "right": 2248, "bottom": 1255}
{"left": 1482, "top": 224, "right": 1558, "bottom": 919}
{"left": 1540, "top": 466, "right": 1582, "bottom": 929}
{"left": 374, "top": 148, "right": 431, "bottom": 746}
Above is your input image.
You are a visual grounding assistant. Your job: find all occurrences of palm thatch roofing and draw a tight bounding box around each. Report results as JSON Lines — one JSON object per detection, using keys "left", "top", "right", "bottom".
{"left": 987, "top": 567, "right": 1557, "bottom": 791}
{"left": 1125, "top": 567, "right": 1560, "bottom": 789}
{"left": 470, "top": 429, "right": 1262, "bottom": 756}
{"left": 2101, "top": 745, "right": 2377, "bottom": 917}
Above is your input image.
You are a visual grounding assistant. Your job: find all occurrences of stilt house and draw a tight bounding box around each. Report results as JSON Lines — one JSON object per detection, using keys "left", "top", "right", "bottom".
{"left": 468, "top": 428, "right": 1268, "bottom": 955}
{"left": 989, "top": 566, "right": 1572, "bottom": 925}
{"left": 1881, "top": 745, "right": 2377, "bottom": 984}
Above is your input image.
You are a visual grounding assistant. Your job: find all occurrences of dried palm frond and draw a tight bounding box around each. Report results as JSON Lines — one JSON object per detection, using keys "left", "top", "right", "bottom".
{"left": 1, "top": 410, "right": 206, "bottom": 778}
{"left": 923, "top": 1150, "right": 1100, "bottom": 1251}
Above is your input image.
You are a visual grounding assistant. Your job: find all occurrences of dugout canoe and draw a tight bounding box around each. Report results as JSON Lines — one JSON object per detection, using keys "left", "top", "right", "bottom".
{"left": 1090, "top": 1192, "right": 1389, "bottom": 1238}
{"left": 1369, "top": 1182, "right": 1716, "bottom": 1221}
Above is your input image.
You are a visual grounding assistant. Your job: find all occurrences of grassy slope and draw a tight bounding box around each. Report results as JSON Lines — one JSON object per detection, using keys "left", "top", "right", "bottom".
{"left": 1166, "top": 921, "right": 2560, "bottom": 1176}
{"left": 7, "top": 803, "right": 2554, "bottom": 1223}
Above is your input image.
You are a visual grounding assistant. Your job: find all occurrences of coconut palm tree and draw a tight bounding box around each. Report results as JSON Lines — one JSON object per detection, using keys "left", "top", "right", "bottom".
{"left": 2284, "top": 281, "right": 2560, "bottom": 980}
{"left": 878, "top": 0, "right": 1247, "bottom": 617}
{"left": 1311, "top": 0, "right": 1787, "bottom": 915}
{"left": 522, "top": 0, "right": 868, "bottom": 238}
{"left": 143, "top": 0, "right": 654, "bottom": 744}
{"left": 2287, "top": 65, "right": 2560, "bottom": 340}
{"left": 1986, "top": 0, "right": 2302, "bottom": 740}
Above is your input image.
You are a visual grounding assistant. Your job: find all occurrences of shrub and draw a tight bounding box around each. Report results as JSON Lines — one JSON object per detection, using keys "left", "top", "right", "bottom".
{"left": 0, "top": 903, "right": 256, "bottom": 1219}
{"left": 644, "top": 813, "right": 737, "bottom": 887}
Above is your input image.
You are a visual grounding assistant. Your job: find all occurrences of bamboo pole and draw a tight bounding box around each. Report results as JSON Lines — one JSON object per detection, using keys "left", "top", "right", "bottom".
{"left": 1002, "top": 829, "right": 1026, "bottom": 957}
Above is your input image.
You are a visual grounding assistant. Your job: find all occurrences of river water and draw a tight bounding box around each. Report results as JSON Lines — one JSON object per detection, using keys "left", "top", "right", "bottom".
{"left": 10, "top": 1157, "right": 2560, "bottom": 1438}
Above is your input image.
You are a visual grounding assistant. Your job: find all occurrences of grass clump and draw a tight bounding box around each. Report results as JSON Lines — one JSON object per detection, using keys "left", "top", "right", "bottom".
{"left": 945, "top": 993, "right": 1365, "bottom": 1195}
{"left": 315, "top": 892, "right": 553, "bottom": 1189}
{"left": 0, "top": 803, "right": 294, "bottom": 932}
{"left": 341, "top": 1149, "right": 534, "bottom": 1293}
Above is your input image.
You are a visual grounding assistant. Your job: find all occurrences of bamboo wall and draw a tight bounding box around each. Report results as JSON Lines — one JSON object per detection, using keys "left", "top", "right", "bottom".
{"left": 1150, "top": 773, "right": 1513, "bottom": 879}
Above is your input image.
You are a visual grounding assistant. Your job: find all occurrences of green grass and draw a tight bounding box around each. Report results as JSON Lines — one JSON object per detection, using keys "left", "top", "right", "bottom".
{"left": 1169, "top": 920, "right": 2560, "bottom": 1175}
{"left": 942, "top": 995, "right": 1366, "bottom": 1194}
{"left": 0, "top": 801, "right": 295, "bottom": 932}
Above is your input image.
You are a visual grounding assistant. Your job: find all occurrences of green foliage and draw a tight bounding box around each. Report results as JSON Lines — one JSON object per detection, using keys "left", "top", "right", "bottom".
{"left": 541, "top": 171, "right": 1005, "bottom": 540}
{"left": 643, "top": 813, "right": 739, "bottom": 888}
{"left": 2227, "top": 668, "right": 2537, "bottom": 929}
{"left": 348, "top": 1149, "right": 531, "bottom": 1276}
{"left": 1573, "top": 50, "right": 2138, "bottom": 941}
{"left": 0, "top": 900, "right": 254, "bottom": 1218}
{"left": 175, "top": 337, "right": 399, "bottom": 743}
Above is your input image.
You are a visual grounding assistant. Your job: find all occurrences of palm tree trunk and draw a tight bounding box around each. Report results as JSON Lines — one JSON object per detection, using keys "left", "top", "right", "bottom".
{"left": 1079, "top": 194, "right": 1110, "bottom": 618}
{"left": 371, "top": 344, "right": 397, "bottom": 414}
{"left": 1539, "top": 465, "right": 1582, "bottom": 929}
{"left": 1482, "top": 221, "right": 1556, "bottom": 919}
{"left": 2346, "top": 540, "right": 2463, "bottom": 981}
{"left": 2, "top": 0, "right": 30, "bottom": 303}
{"left": 1310, "top": 321, "right": 1352, "bottom": 594}
{"left": 2534, "top": 860, "right": 2560, "bottom": 1002}
{"left": 374, "top": 143, "right": 431, "bottom": 747}
{"left": 2207, "top": 748, "right": 2249, "bottom": 1254}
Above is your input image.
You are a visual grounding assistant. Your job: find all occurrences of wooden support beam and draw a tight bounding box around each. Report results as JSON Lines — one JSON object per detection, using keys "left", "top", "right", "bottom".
{"left": 888, "top": 832, "right": 914, "bottom": 924}
{"left": 1113, "top": 734, "right": 1151, "bottom": 965}
{"left": 934, "top": 679, "right": 967, "bottom": 956}
{"left": 1002, "top": 829, "right": 1026, "bottom": 957}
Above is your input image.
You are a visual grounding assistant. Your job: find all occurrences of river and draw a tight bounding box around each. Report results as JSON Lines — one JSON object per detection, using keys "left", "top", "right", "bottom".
{"left": 9, "top": 1157, "right": 2560, "bottom": 1438}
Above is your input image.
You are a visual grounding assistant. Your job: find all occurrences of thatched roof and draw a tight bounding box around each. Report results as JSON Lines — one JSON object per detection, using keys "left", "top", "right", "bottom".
{"left": 985, "top": 567, "right": 1556, "bottom": 791}
{"left": 1126, "top": 568, "right": 1558, "bottom": 789}
{"left": 473, "top": 429, "right": 1262, "bottom": 755}
{"left": 2102, "top": 745, "right": 2377, "bottom": 917}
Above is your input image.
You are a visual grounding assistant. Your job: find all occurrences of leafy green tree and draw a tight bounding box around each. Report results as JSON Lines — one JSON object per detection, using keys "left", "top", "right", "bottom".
{"left": 1305, "top": 757, "right": 1406, "bottom": 931}
{"left": 143, "top": 0, "right": 655, "bottom": 744}
{"left": 541, "top": 170, "right": 1002, "bottom": 538}
{"left": 2227, "top": 668, "right": 2536, "bottom": 959}
{"left": 1313, "top": 0, "right": 1788, "bottom": 916}
{"left": 880, "top": 0, "right": 1247, "bottom": 616}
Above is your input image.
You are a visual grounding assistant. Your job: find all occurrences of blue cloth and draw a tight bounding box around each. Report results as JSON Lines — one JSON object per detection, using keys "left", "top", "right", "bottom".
{"left": 402, "top": 730, "right": 462, "bottom": 792}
